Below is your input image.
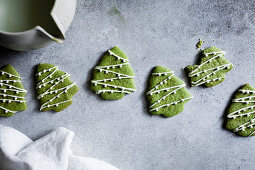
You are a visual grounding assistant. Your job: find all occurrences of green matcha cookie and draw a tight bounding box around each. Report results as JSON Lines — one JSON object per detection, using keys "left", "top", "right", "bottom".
{"left": 147, "top": 66, "right": 192, "bottom": 117}
{"left": 91, "top": 46, "right": 136, "bottom": 100}
{"left": 186, "top": 46, "right": 233, "bottom": 87}
{"left": 0, "top": 65, "right": 27, "bottom": 117}
{"left": 226, "top": 84, "right": 255, "bottom": 137}
{"left": 36, "top": 63, "right": 79, "bottom": 112}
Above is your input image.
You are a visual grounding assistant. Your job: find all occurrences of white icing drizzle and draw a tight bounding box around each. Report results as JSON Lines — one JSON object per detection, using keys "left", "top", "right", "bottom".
{"left": 96, "top": 89, "right": 131, "bottom": 94}
{"left": 188, "top": 50, "right": 232, "bottom": 87}
{"left": 91, "top": 81, "right": 135, "bottom": 92}
{"left": 40, "top": 99, "right": 73, "bottom": 111}
{"left": 108, "top": 50, "right": 128, "bottom": 62}
{"left": 0, "top": 83, "right": 27, "bottom": 93}
{"left": 148, "top": 84, "right": 185, "bottom": 95}
{"left": 233, "top": 95, "right": 255, "bottom": 103}
{"left": 0, "top": 80, "right": 21, "bottom": 83}
{"left": 150, "top": 84, "right": 186, "bottom": 108}
{"left": 190, "top": 63, "right": 232, "bottom": 86}
{"left": 233, "top": 118, "right": 255, "bottom": 132}
{"left": 0, "top": 69, "right": 26, "bottom": 114}
{"left": 150, "top": 97, "right": 193, "bottom": 112}
{"left": 36, "top": 66, "right": 58, "bottom": 76}
{"left": 189, "top": 51, "right": 225, "bottom": 75}
{"left": 227, "top": 88, "right": 255, "bottom": 119}
{"left": 193, "top": 77, "right": 225, "bottom": 87}
{"left": 239, "top": 90, "right": 255, "bottom": 94}
{"left": 147, "top": 74, "right": 174, "bottom": 95}
{"left": 152, "top": 71, "right": 173, "bottom": 76}
{"left": 189, "top": 64, "right": 232, "bottom": 77}
{"left": 36, "top": 66, "right": 76, "bottom": 111}
{"left": 0, "top": 93, "right": 25, "bottom": 99}
{"left": 95, "top": 63, "right": 129, "bottom": 69}
{"left": 36, "top": 74, "right": 69, "bottom": 89}
{"left": 92, "top": 49, "right": 135, "bottom": 95}
{"left": 0, "top": 105, "right": 15, "bottom": 114}
{"left": 147, "top": 71, "right": 192, "bottom": 112}
{"left": 94, "top": 68, "right": 133, "bottom": 78}
{"left": 227, "top": 105, "right": 255, "bottom": 119}
{"left": 0, "top": 98, "right": 26, "bottom": 103}
{"left": 0, "top": 70, "right": 21, "bottom": 79}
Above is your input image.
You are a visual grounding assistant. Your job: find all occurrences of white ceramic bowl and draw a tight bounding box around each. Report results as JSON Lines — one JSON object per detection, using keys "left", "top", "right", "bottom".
{"left": 0, "top": 0, "right": 77, "bottom": 51}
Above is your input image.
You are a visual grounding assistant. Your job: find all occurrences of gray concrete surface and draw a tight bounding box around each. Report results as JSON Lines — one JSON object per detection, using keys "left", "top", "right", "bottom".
{"left": 1, "top": 0, "right": 255, "bottom": 169}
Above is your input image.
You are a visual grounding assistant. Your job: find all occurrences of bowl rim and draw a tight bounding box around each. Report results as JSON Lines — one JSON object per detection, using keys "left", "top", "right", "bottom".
{"left": 0, "top": 0, "right": 58, "bottom": 35}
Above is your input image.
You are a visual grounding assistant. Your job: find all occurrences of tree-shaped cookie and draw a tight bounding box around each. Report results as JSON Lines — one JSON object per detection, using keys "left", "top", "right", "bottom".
{"left": 36, "top": 63, "right": 79, "bottom": 112}
{"left": 226, "top": 84, "right": 255, "bottom": 137}
{"left": 0, "top": 65, "right": 27, "bottom": 117}
{"left": 91, "top": 46, "right": 136, "bottom": 100}
{"left": 147, "top": 66, "right": 192, "bottom": 117}
{"left": 186, "top": 46, "right": 233, "bottom": 87}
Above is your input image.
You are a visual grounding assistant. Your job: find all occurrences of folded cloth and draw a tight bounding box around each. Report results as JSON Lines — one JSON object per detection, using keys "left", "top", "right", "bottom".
{"left": 0, "top": 124, "right": 120, "bottom": 170}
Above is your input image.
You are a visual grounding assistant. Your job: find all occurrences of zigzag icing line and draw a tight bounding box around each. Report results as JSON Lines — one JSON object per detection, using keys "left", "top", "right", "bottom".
{"left": 233, "top": 118, "right": 255, "bottom": 132}
{"left": 147, "top": 74, "right": 174, "bottom": 95}
{"left": 0, "top": 93, "right": 25, "bottom": 99}
{"left": 40, "top": 99, "right": 73, "bottom": 110}
{"left": 189, "top": 64, "right": 232, "bottom": 77}
{"left": 40, "top": 83, "right": 76, "bottom": 111}
{"left": 239, "top": 90, "right": 255, "bottom": 94}
{"left": 0, "top": 99, "right": 26, "bottom": 103}
{"left": 95, "top": 68, "right": 133, "bottom": 77}
{"left": 189, "top": 51, "right": 225, "bottom": 75}
{"left": 191, "top": 63, "right": 232, "bottom": 86}
{"left": 0, "top": 70, "right": 21, "bottom": 79}
{"left": 91, "top": 81, "right": 135, "bottom": 92}
{"left": 96, "top": 89, "right": 131, "bottom": 94}
{"left": 37, "top": 74, "right": 70, "bottom": 99}
{"left": 36, "top": 74, "right": 69, "bottom": 89}
{"left": 37, "top": 66, "right": 76, "bottom": 110}
{"left": 227, "top": 105, "right": 255, "bottom": 119}
{"left": 149, "top": 84, "right": 186, "bottom": 108}
{"left": 36, "top": 66, "right": 58, "bottom": 76}
{"left": 95, "top": 63, "right": 129, "bottom": 69}
{"left": 0, "top": 105, "right": 15, "bottom": 114}
{"left": 0, "top": 83, "right": 27, "bottom": 93}
{"left": 108, "top": 50, "right": 128, "bottom": 62}
{"left": 150, "top": 97, "right": 193, "bottom": 112}
{"left": 152, "top": 72, "right": 174, "bottom": 76}
{"left": 193, "top": 77, "right": 225, "bottom": 87}
{"left": 37, "top": 67, "right": 59, "bottom": 86}
{"left": 148, "top": 84, "right": 185, "bottom": 95}
{"left": 233, "top": 96, "right": 255, "bottom": 103}
{"left": 0, "top": 80, "right": 21, "bottom": 83}
{"left": 92, "top": 77, "right": 133, "bottom": 83}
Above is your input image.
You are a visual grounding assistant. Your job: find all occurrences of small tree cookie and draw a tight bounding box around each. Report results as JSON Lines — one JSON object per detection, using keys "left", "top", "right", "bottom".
{"left": 226, "top": 84, "right": 255, "bottom": 137}
{"left": 0, "top": 65, "right": 27, "bottom": 117}
{"left": 91, "top": 46, "right": 136, "bottom": 100}
{"left": 147, "top": 66, "right": 192, "bottom": 117}
{"left": 36, "top": 63, "right": 79, "bottom": 112}
{"left": 186, "top": 46, "right": 233, "bottom": 87}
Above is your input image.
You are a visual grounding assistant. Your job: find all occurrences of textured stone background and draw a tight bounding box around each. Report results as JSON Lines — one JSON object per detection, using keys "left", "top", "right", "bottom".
{"left": 1, "top": 0, "right": 255, "bottom": 169}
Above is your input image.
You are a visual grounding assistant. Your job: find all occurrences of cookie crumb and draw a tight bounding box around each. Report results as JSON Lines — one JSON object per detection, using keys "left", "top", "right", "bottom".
{"left": 196, "top": 39, "right": 205, "bottom": 49}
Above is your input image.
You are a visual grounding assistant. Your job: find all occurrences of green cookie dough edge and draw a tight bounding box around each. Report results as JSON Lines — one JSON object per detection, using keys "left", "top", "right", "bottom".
{"left": 147, "top": 66, "right": 192, "bottom": 118}
{"left": 37, "top": 63, "right": 79, "bottom": 112}
{"left": 0, "top": 64, "right": 27, "bottom": 117}
{"left": 226, "top": 84, "right": 255, "bottom": 137}
{"left": 185, "top": 46, "right": 233, "bottom": 87}
{"left": 90, "top": 46, "right": 136, "bottom": 100}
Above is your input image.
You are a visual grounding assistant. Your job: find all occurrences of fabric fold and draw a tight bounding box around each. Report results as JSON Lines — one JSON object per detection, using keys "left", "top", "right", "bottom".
{"left": 0, "top": 124, "right": 119, "bottom": 170}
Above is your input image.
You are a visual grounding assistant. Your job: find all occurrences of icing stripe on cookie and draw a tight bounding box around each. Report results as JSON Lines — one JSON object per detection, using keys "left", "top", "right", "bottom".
{"left": 92, "top": 50, "right": 135, "bottom": 95}
{"left": 147, "top": 71, "right": 192, "bottom": 112}
{"left": 150, "top": 97, "right": 193, "bottom": 112}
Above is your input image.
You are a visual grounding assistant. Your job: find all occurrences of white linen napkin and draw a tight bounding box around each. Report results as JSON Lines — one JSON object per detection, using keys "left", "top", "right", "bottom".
{"left": 0, "top": 124, "right": 120, "bottom": 170}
